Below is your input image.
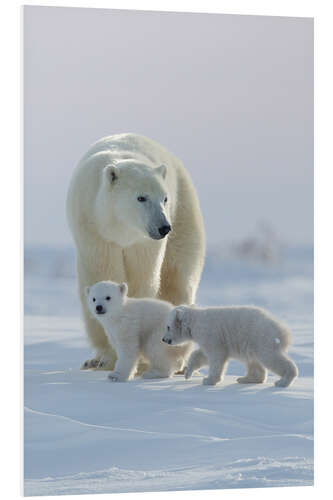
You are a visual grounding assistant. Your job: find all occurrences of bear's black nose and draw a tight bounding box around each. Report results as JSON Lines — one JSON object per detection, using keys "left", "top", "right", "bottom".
{"left": 159, "top": 225, "right": 171, "bottom": 237}
{"left": 96, "top": 305, "right": 103, "bottom": 313}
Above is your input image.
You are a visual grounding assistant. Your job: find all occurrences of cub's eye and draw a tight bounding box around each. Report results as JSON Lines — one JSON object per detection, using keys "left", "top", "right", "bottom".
{"left": 167, "top": 326, "right": 170, "bottom": 331}
{"left": 106, "top": 296, "right": 111, "bottom": 301}
{"left": 137, "top": 196, "right": 147, "bottom": 202}
{"left": 93, "top": 298, "right": 96, "bottom": 302}
{"left": 164, "top": 197, "right": 168, "bottom": 204}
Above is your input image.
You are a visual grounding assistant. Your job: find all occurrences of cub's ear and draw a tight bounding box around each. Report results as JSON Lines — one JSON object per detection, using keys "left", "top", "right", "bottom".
{"left": 103, "top": 163, "right": 119, "bottom": 185}
{"left": 155, "top": 164, "right": 167, "bottom": 179}
{"left": 119, "top": 282, "right": 128, "bottom": 296}
{"left": 84, "top": 286, "right": 90, "bottom": 297}
{"left": 175, "top": 307, "right": 185, "bottom": 323}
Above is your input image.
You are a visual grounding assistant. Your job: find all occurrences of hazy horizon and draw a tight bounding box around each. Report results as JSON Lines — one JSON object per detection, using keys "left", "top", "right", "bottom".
{"left": 24, "top": 7, "right": 313, "bottom": 248}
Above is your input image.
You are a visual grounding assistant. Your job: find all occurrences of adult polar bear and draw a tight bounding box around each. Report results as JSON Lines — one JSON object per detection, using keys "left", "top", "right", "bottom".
{"left": 66, "top": 133, "right": 205, "bottom": 370}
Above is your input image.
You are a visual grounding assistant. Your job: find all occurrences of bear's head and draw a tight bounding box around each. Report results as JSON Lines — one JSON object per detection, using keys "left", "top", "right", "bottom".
{"left": 162, "top": 306, "right": 192, "bottom": 345}
{"left": 95, "top": 159, "right": 171, "bottom": 247}
{"left": 85, "top": 280, "right": 128, "bottom": 319}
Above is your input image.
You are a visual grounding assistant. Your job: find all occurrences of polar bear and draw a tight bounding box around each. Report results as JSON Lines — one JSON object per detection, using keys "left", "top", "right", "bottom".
{"left": 66, "top": 133, "right": 205, "bottom": 370}
{"left": 85, "top": 281, "right": 192, "bottom": 381}
{"left": 162, "top": 305, "right": 298, "bottom": 387}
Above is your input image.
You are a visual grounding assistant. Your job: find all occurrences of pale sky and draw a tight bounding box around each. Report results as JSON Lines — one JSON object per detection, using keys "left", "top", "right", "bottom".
{"left": 24, "top": 7, "right": 313, "bottom": 248}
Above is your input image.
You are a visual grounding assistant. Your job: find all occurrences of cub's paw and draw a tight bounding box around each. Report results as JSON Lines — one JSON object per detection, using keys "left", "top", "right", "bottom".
{"left": 203, "top": 376, "right": 218, "bottom": 386}
{"left": 107, "top": 371, "right": 127, "bottom": 382}
{"left": 184, "top": 367, "right": 193, "bottom": 380}
{"left": 274, "top": 377, "right": 291, "bottom": 388}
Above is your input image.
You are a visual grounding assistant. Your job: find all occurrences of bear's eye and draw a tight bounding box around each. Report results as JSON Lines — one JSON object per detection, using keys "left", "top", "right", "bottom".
{"left": 93, "top": 298, "right": 96, "bottom": 302}
{"left": 106, "top": 296, "right": 111, "bottom": 301}
{"left": 164, "top": 197, "right": 168, "bottom": 204}
{"left": 167, "top": 325, "right": 170, "bottom": 331}
{"left": 137, "top": 196, "right": 147, "bottom": 202}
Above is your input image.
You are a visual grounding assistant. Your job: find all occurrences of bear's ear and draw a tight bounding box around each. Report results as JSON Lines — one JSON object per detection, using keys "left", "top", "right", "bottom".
{"left": 119, "top": 282, "right": 128, "bottom": 296}
{"left": 175, "top": 307, "right": 184, "bottom": 323}
{"left": 103, "top": 163, "right": 119, "bottom": 185}
{"left": 84, "top": 286, "right": 90, "bottom": 297}
{"left": 155, "top": 164, "right": 167, "bottom": 179}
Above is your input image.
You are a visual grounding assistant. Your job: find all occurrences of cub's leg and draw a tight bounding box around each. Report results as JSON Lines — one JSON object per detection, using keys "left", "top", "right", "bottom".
{"left": 259, "top": 351, "right": 298, "bottom": 387}
{"left": 203, "top": 349, "right": 228, "bottom": 386}
{"left": 184, "top": 349, "right": 208, "bottom": 379}
{"left": 237, "top": 360, "right": 267, "bottom": 384}
{"left": 108, "top": 345, "right": 139, "bottom": 382}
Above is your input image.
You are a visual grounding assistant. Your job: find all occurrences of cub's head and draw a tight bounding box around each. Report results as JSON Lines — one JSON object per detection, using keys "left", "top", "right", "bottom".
{"left": 96, "top": 160, "right": 172, "bottom": 247}
{"left": 162, "top": 306, "right": 191, "bottom": 345}
{"left": 85, "top": 281, "right": 128, "bottom": 319}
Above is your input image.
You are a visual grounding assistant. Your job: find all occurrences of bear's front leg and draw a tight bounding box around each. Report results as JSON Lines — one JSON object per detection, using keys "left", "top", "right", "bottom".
{"left": 203, "top": 350, "right": 228, "bottom": 386}
{"left": 184, "top": 349, "right": 208, "bottom": 379}
{"left": 123, "top": 240, "right": 166, "bottom": 300}
{"left": 107, "top": 346, "right": 139, "bottom": 382}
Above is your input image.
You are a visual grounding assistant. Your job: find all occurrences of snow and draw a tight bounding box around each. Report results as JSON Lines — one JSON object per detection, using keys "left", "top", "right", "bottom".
{"left": 24, "top": 245, "right": 313, "bottom": 496}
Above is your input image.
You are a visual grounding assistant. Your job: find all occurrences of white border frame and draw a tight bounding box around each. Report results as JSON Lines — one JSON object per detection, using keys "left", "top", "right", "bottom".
{"left": 1, "top": 1, "right": 331, "bottom": 499}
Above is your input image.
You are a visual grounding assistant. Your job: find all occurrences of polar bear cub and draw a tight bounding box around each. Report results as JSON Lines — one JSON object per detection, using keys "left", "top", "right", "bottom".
{"left": 85, "top": 281, "right": 192, "bottom": 381}
{"left": 162, "top": 305, "right": 298, "bottom": 387}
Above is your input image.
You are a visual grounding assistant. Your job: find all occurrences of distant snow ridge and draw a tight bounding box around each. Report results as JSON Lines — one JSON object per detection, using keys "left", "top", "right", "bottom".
{"left": 24, "top": 243, "right": 313, "bottom": 317}
{"left": 230, "top": 221, "right": 284, "bottom": 264}
{"left": 24, "top": 240, "right": 313, "bottom": 282}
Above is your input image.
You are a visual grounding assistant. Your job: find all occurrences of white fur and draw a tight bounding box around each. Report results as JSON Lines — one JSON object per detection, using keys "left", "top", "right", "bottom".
{"left": 66, "top": 133, "right": 205, "bottom": 370}
{"left": 85, "top": 281, "right": 192, "bottom": 381}
{"left": 163, "top": 305, "right": 298, "bottom": 387}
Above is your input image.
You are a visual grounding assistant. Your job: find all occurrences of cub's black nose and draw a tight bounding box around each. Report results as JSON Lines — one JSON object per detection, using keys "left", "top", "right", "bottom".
{"left": 158, "top": 224, "right": 171, "bottom": 237}
{"left": 96, "top": 305, "right": 103, "bottom": 313}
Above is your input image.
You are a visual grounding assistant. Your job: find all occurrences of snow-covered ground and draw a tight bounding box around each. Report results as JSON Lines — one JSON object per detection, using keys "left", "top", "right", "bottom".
{"left": 24, "top": 245, "right": 313, "bottom": 496}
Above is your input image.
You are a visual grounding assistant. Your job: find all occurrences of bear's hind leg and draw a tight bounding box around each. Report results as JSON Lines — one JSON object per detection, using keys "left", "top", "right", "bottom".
{"left": 259, "top": 352, "right": 298, "bottom": 387}
{"left": 237, "top": 360, "right": 267, "bottom": 384}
